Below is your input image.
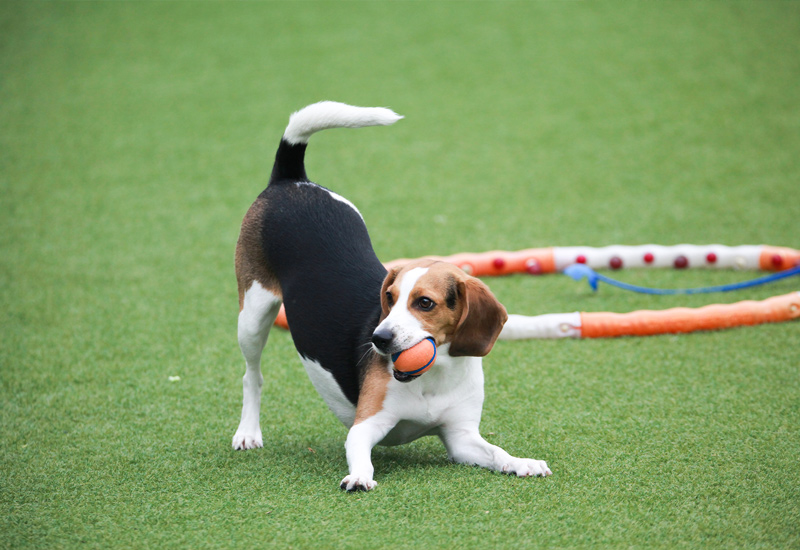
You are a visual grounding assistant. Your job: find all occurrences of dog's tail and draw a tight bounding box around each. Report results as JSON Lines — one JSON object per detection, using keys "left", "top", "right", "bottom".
{"left": 270, "top": 101, "right": 402, "bottom": 183}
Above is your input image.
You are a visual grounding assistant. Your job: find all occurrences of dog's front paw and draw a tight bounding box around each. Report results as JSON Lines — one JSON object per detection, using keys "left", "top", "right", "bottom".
{"left": 502, "top": 458, "right": 552, "bottom": 478}
{"left": 232, "top": 429, "right": 263, "bottom": 450}
{"left": 340, "top": 474, "right": 378, "bottom": 492}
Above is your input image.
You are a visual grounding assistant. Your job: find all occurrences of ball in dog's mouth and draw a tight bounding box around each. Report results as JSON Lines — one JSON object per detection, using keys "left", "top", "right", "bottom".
{"left": 389, "top": 337, "right": 436, "bottom": 383}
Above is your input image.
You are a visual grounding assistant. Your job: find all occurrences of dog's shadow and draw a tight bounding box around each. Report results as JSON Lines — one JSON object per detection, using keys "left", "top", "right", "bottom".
{"left": 231, "top": 434, "right": 525, "bottom": 491}
{"left": 279, "top": 435, "right": 454, "bottom": 485}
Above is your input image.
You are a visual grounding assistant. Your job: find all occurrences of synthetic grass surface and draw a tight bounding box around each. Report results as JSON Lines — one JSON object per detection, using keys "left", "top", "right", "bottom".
{"left": 2, "top": 1, "right": 799, "bottom": 548}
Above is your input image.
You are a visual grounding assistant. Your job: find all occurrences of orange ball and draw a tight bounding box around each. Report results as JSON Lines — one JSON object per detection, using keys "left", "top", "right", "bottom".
{"left": 391, "top": 337, "right": 437, "bottom": 375}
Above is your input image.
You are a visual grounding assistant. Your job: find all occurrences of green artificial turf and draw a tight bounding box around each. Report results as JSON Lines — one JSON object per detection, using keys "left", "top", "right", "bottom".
{"left": 2, "top": 1, "right": 799, "bottom": 548}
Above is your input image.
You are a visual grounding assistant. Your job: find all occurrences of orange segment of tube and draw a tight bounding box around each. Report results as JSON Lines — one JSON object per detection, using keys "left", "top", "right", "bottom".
{"left": 384, "top": 248, "right": 556, "bottom": 276}
{"left": 580, "top": 292, "right": 800, "bottom": 338}
{"left": 759, "top": 246, "right": 800, "bottom": 271}
{"left": 275, "top": 308, "right": 289, "bottom": 330}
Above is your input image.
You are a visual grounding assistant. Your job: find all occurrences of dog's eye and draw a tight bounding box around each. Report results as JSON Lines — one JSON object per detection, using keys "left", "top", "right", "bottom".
{"left": 385, "top": 291, "right": 394, "bottom": 307}
{"left": 417, "top": 297, "right": 435, "bottom": 311}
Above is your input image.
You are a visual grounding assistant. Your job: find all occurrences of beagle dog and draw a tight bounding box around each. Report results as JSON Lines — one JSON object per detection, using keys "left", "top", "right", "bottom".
{"left": 232, "top": 102, "right": 551, "bottom": 491}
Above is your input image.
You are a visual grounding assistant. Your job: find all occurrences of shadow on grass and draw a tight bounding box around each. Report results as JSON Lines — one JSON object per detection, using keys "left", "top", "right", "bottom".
{"left": 219, "top": 433, "right": 458, "bottom": 484}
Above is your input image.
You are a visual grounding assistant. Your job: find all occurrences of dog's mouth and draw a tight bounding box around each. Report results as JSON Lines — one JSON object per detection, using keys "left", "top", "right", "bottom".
{"left": 392, "top": 369, "right": 420, "bottom": 383}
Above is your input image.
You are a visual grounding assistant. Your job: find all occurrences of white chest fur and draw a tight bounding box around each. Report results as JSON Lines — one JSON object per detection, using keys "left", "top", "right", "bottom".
{"left": 380, "top": 353, "right": 486, "bottom": 446}
{"left": 299, "top": 350, "right": 486, "bottom": 448}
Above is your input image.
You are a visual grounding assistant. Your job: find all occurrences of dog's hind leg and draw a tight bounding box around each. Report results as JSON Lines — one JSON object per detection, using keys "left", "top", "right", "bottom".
{"left": 232, "top": 280, "right": 282, "bottom": 450}
{"left": 439, "top": 422, "right": 552, "bottom": 478}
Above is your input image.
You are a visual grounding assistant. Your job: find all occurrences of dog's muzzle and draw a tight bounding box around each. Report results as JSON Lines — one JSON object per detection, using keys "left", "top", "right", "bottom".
{"left": 371, "top": 326, "right": 394, "bottom": 355}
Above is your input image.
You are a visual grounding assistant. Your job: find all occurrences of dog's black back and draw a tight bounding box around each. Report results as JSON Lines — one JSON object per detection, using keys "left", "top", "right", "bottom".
{"left": 260, "top": 140, "right": 386, "bottom": 403}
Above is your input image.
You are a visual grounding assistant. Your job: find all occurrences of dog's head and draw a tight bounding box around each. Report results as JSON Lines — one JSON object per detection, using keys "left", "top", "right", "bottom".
{"left": 372, "top": 260, "right": 508, "bottom": 380}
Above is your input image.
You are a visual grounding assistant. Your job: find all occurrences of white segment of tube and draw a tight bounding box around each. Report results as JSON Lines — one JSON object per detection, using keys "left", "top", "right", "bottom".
{"left": 499, "top": 312, "right": 582, "bottom": 340}
{"left": 553, "top": 245, "right": 764, "bottom": 271}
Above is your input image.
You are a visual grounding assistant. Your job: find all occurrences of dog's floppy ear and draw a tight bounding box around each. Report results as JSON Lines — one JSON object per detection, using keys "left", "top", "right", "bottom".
{"left": 449, "top": 276, "right": 508, "bottom": 357}
{"left": 379, "top": 266, "right": 402, "bottom": 321}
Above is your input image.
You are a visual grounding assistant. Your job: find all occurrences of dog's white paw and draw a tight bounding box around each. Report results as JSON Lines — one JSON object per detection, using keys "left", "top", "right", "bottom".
{"left": 232, "top": 430, "right": 263, "bottom": 450}
{"left": 502, "top": 458, "right": 552, "bottom": 478}
{"left": 340, "top": 474, "right": 378, "bottom": 492}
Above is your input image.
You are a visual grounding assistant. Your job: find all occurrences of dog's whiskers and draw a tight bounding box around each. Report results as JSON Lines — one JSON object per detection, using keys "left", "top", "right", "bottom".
{"left": 356, "top": 342, "right": 377, "bottom": 367}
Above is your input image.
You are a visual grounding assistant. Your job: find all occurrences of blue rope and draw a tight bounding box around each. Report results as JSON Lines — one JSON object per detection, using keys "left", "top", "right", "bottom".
{"left": 564, "top": 263, "right": 800, "bottom": 295}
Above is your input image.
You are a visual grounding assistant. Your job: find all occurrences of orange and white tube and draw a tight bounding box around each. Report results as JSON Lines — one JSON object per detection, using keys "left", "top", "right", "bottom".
{"left": 387, "top": 244, "right": 800, "bottom": 276}
{"left": 499, "top": 292, "right": 800, "bottom": 339}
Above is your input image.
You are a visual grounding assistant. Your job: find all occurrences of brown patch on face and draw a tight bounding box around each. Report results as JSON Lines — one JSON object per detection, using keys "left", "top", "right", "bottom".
{"left": 354, "top": 354, "right": 392, "bottom": 425}
{"left": 388, "top": 261, "right": 508, "bottom": 357}
{"left": 235, "top": 197, "right": 282, "bottom": 310}
{"left": 449, "top": 275, "right": 508, "bottom": 357}
{"left": 379, "top": 266, "right": 401, "bottom": 321}
{"left": 405, "top": 263, "right": 467, "bottom": 345}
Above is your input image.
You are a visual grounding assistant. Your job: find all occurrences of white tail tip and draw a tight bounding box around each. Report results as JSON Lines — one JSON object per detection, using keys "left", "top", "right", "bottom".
{"left": 283, "top": 101, "right": 403, "bottom": 145}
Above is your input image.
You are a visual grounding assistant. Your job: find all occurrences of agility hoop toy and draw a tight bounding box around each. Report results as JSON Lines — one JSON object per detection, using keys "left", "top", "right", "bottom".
{"left": 273, "top": 244, "right": 800, "bottom": 338}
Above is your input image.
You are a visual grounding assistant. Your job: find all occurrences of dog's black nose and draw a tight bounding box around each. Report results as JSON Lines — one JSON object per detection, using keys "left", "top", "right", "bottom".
{"left": 371, "top": 327, "right": 394, "bottom": 353}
